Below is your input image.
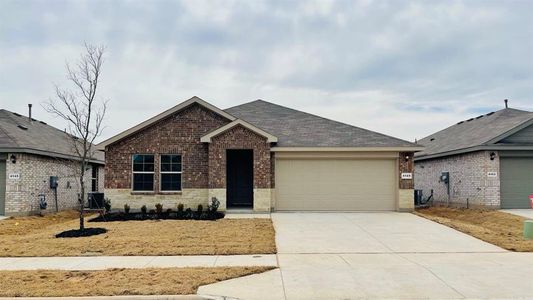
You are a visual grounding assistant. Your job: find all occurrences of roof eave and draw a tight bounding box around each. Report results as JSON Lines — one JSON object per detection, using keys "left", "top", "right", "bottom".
{"left": 0, "top": 147, "right": 105, "bottom": 164}
{"left": 271, "top": 146, "right": 424, "bottom": 152}
{"left": 414, "top": 144, "right": 533, "bottom": 161}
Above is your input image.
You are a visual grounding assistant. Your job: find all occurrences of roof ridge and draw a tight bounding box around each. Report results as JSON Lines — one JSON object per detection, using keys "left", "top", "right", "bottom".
{"left": 227, "top": 99, "right": 417, "bottom": 146}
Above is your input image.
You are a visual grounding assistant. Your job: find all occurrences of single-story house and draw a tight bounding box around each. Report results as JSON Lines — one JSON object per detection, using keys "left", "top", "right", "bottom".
{"left": 415, "top": 105, "right": 533, "bottom": 209}
{"left": 97, "top": 96, "right": 422, "bottom": 212}
{"left": 0, "top": 106, "right": 105, "bottom": 216}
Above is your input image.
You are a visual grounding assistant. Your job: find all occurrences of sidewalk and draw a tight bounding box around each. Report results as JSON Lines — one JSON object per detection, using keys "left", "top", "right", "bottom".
{"left": 0, "top": 254, "right": 277, "bottom": 271}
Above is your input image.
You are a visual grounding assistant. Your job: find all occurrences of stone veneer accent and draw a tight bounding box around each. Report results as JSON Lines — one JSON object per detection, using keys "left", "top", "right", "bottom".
{"left": 3, "top": 153, "right": 104, "bottom": 216}
{"left": 414, "top": 151, "right": 500, "bottom": 208}
{"left": 398, "top": 151, "right": 415, "bottom": 211}
{"left": 106, "top": 188, "right": 208, "bottom": 210}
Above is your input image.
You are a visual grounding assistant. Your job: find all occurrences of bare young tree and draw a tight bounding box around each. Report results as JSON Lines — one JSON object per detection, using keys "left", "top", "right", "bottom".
{"left": 44, "top": 43, "right": 108, "bottom": 231}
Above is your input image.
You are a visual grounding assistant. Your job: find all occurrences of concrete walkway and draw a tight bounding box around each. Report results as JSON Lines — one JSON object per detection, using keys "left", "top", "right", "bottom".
{"left": 0, "top": 254, "right": 277, "bottom": 271}
{"left": 501, "top": 208, "right": 533, "bottom": 219}
{"left": 199, "top": 212, "right": 533, "bottom": 300}
{"left": 0, "top": 216, "right": 8, "bottom": 221}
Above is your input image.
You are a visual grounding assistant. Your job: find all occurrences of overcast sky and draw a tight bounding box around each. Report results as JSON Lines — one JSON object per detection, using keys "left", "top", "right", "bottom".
{"left": 1, "top": 0, "right": 532, "bottom": 143}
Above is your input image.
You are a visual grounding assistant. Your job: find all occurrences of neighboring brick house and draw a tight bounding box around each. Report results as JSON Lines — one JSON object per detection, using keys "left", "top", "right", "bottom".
{"left": 415, "top": 105, "right": 533, "bottom": 209}
{"left": 99, "top": 97, "right": 421, "bottom": 212}
{"left": 0, "top": 108, "right": 104, "bottom": 216}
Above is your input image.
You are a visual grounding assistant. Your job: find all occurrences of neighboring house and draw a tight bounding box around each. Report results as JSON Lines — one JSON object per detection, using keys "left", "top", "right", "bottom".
{"left": 98, "top": 96, "right": 422, "bottom": 212}
{"left": 415, "top": 106, "right": 533, "bottom": 209}
{"left": 0, "top": 107, "right": 105, "bottom": 216}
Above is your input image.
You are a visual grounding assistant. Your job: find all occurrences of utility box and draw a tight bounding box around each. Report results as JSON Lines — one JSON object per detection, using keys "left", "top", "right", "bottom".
{"left": 88, "top": 192, "right": 104, "bottom": 209}
{"left": 49, "top": 176, "right": 58, "bottom": 189}
{"left": 440, "top": 172, "right": 449, "bottom": 184}
{"left": 414, "top": 189, "right": 423, "bottom": 206}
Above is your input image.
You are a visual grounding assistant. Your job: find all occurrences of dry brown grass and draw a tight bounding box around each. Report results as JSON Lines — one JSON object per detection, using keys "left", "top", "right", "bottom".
{"left": 0, "top": 266, "right": 273, "bottom": 297}
{"left": 415, "top": 207, "right": 533, "bottom": 251}
{"left": 0, "top": 210, "right": 276, "bottom": 256}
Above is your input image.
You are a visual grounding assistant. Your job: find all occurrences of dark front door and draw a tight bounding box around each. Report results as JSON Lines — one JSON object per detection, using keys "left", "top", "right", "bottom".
{"left": 226, "top": 149, "right": 253, "bottom": 208}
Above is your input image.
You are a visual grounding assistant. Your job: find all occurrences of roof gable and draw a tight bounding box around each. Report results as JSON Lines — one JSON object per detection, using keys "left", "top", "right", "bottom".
{"left": 200, "top": 119, "right": 278, "bottom": 143}
{"left": 416, "top": 108, "right": 533, "bottom": 159}
{"left": 97, "top": 96, "right": 235, "bottom": 149}
{"left": 225, "top": 100, "right": 418, "bottom": 148}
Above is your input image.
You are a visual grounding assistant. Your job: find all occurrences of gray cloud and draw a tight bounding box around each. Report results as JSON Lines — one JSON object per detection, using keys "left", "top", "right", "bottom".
{"left": 1, "top": 0, "right": 532, "bottom": 143}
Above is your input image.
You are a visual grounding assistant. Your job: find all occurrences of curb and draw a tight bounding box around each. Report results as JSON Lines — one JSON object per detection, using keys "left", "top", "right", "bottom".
{"left": 0, "top": 296, "right": 205, "bottom": 300}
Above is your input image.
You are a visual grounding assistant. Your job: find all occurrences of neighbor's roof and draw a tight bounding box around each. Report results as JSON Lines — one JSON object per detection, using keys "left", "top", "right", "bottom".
{"left": 225, "top": 100, "right": 419, "bottom": 148}
{"left": 415, "top": 108, "right": 533, "bottom": 160}
{"left": 0, "top": 109, "right": 104, "bottom": 163}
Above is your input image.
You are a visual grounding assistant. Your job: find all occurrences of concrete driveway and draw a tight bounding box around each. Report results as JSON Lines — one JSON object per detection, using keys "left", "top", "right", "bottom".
{"left": 199, "top": 212, "right": 533, "bottom": 300}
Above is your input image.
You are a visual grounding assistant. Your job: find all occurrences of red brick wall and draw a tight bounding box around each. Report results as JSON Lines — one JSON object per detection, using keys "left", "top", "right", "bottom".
{"left": 208, "top": 125, "right": 271, "bottom": 189}
{"left": 105, "top": 104, "right": 230, "bottom": 190}
{"left": 399, "top": 151, "right": 414, "bottom": 189}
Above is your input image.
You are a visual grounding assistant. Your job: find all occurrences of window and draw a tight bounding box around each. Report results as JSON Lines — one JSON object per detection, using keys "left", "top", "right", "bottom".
{"left": 132, "top": 154, "right": 154, "bottom": 191}
{"left": 160, "top": 154, "right": 182, "bottom": 191}
{"left": 91, "top": 166, "right": 98, "bottom": 192}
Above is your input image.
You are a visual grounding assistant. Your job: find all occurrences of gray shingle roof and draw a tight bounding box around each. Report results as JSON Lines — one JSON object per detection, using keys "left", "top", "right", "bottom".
{"left": 416, "top": 108, "right": 533, "bottom": 159}
{"left": 225, "top": 100, "right": 417, "bottom": 148}
{"left": 0, "top": 109, "right": 104, "bottom": 163}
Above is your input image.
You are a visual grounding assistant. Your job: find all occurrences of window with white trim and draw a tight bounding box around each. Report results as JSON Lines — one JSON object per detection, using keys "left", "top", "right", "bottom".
{"left": 132, "top": 154, "right": 154, "bottom": 191}
{"left": 160, "top": 154, "right": 182, "bottom": 191}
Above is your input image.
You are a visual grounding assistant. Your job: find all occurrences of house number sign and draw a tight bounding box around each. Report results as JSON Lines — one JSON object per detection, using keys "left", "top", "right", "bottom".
{"left": 401, "top": 173, "right": 413, "bottom": 180}
{"left": 487, "top": 172, "right": 498, "bottom": 178}
{"left": 9, "top": 173, "right": 20, "bottom": 180}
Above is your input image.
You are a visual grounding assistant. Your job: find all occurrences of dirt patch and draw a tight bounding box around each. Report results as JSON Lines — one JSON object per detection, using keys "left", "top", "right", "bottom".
{"left": 0, "top": 210, "right": 79, "bottom": 235}
{"left": 415, "top": 207, "right": 533, "bottom": 251}
{"left": 0, "top": 211, "right": 276, "bottom": 256}
{"left": 0, "top": 266, "right": 273, "bottom": 297}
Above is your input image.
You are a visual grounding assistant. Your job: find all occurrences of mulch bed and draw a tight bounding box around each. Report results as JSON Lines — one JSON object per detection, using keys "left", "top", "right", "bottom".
{"left": 89, "top": 211, "right": 224, "bottom": 222}
{"left": 55, "top": 228, "right": 107, "bottom": 238}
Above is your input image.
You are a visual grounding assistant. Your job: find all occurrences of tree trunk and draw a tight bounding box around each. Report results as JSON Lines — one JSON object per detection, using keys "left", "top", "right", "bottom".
{"left": 79, "top": 164, "right": 85, "bottom": 231}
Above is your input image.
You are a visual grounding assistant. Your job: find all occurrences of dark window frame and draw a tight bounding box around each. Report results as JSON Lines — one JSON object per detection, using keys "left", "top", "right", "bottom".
{"left": 160, "top": 154, "right": 182, "bottom": 192}
{"left": 132, "top": 154, "right": 155, "bottom": 191}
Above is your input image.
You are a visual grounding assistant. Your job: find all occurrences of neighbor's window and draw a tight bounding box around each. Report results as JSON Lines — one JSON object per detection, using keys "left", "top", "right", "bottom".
{"left": 160, "top": 154, "right": 182, "bottom": 191}
{"left": 132, "top": 154, "right": 155, "bottom": 191}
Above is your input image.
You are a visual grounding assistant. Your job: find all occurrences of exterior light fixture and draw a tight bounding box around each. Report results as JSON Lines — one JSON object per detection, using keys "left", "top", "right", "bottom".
{"left": 490, "top": 152, "right": 496, "bottom": 161}
{"left": 10, "top": 154, "right": 16, "bottom": 164}
{"left": 405, "top": 154, "right": 410, "bottom": 161}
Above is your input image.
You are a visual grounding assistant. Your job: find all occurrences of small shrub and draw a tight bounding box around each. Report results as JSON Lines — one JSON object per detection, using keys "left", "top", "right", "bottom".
{"left": 104, "top": 198, "right": 112, "bottom": 212}
{"left": 140, "top": 205, "right": 147, "bottom": 214}
{"left": 124, "top": 204, "right": 130, "bottom": 214}
{"left": 148, "top": 209, "right": 156, "bottom": 214}
{"left": 208, "top": 197, "right": 220, "bottom": 212}
{"left": 185, "top": 208, "right": 193, "bottom": 218}
{"left": 166, "top": 208, "right": 172, "bottom": 214}
{"left": 197, "top": 204, "right": 203, "bottom": 213}
{"left": 155, "top": 203, "right": 163, "bottom": 215}
{"left": 177, "top": 203, "right": 184, "bottom": 212}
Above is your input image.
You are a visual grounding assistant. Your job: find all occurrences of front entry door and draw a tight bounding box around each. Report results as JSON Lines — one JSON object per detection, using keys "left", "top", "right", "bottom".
{"left": 226, "top": 150, "right": 253, "bottom": 208}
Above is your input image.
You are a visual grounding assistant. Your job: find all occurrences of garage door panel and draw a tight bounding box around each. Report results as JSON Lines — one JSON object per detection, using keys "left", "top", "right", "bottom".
{"left": 275, "top": 158, "right": 396, "bottom": 211}
{"left": 501, "top": 157, "right": 533, "bottom": 209}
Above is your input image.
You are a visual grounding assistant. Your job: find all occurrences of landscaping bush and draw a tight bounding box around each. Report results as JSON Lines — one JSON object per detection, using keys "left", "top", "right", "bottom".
{"left": 197, "top": 204, "right": 203, "bottom": 213}
{"left": 208, "top": 197, "right": 220, "bottom": 212}
{"left": 104, "top": 198, "right": 112, "bottom": 212}
{"left": 155, "top": 203, "right": 163, "bottom": 215}
{"left": 140, "top": 205, "right": 147, "bottom": 215}
{"left": 177, "top": 203, "right": 184, "bottom": 212}
{"left": 124, "top": 204, "right": 130, "bottom": 214}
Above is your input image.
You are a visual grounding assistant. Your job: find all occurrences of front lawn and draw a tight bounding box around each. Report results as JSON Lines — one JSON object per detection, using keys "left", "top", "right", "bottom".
{"left": 0, "top": 210, "right": 276, "bottom": 256}
{"left": 415, "top": 207, "right": 533, "bottom": 251}
{"left": 0, "top": 267, "right": 273, "bottom": 297}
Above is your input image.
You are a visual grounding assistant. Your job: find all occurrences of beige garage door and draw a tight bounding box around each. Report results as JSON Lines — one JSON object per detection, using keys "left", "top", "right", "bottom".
{"left": 275, "top": 159, "right": 397, "bottom": 211}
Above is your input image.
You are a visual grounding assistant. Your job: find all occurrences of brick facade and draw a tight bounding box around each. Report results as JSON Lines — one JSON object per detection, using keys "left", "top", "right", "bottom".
{"left": 3, "top": 153, "right": 104, "bottom": 216}
{"left": 414, "top": 151, "right": 500, "bottom": 208}
{"left": 105, "top": 103, "right": 230, "bottom": 190}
